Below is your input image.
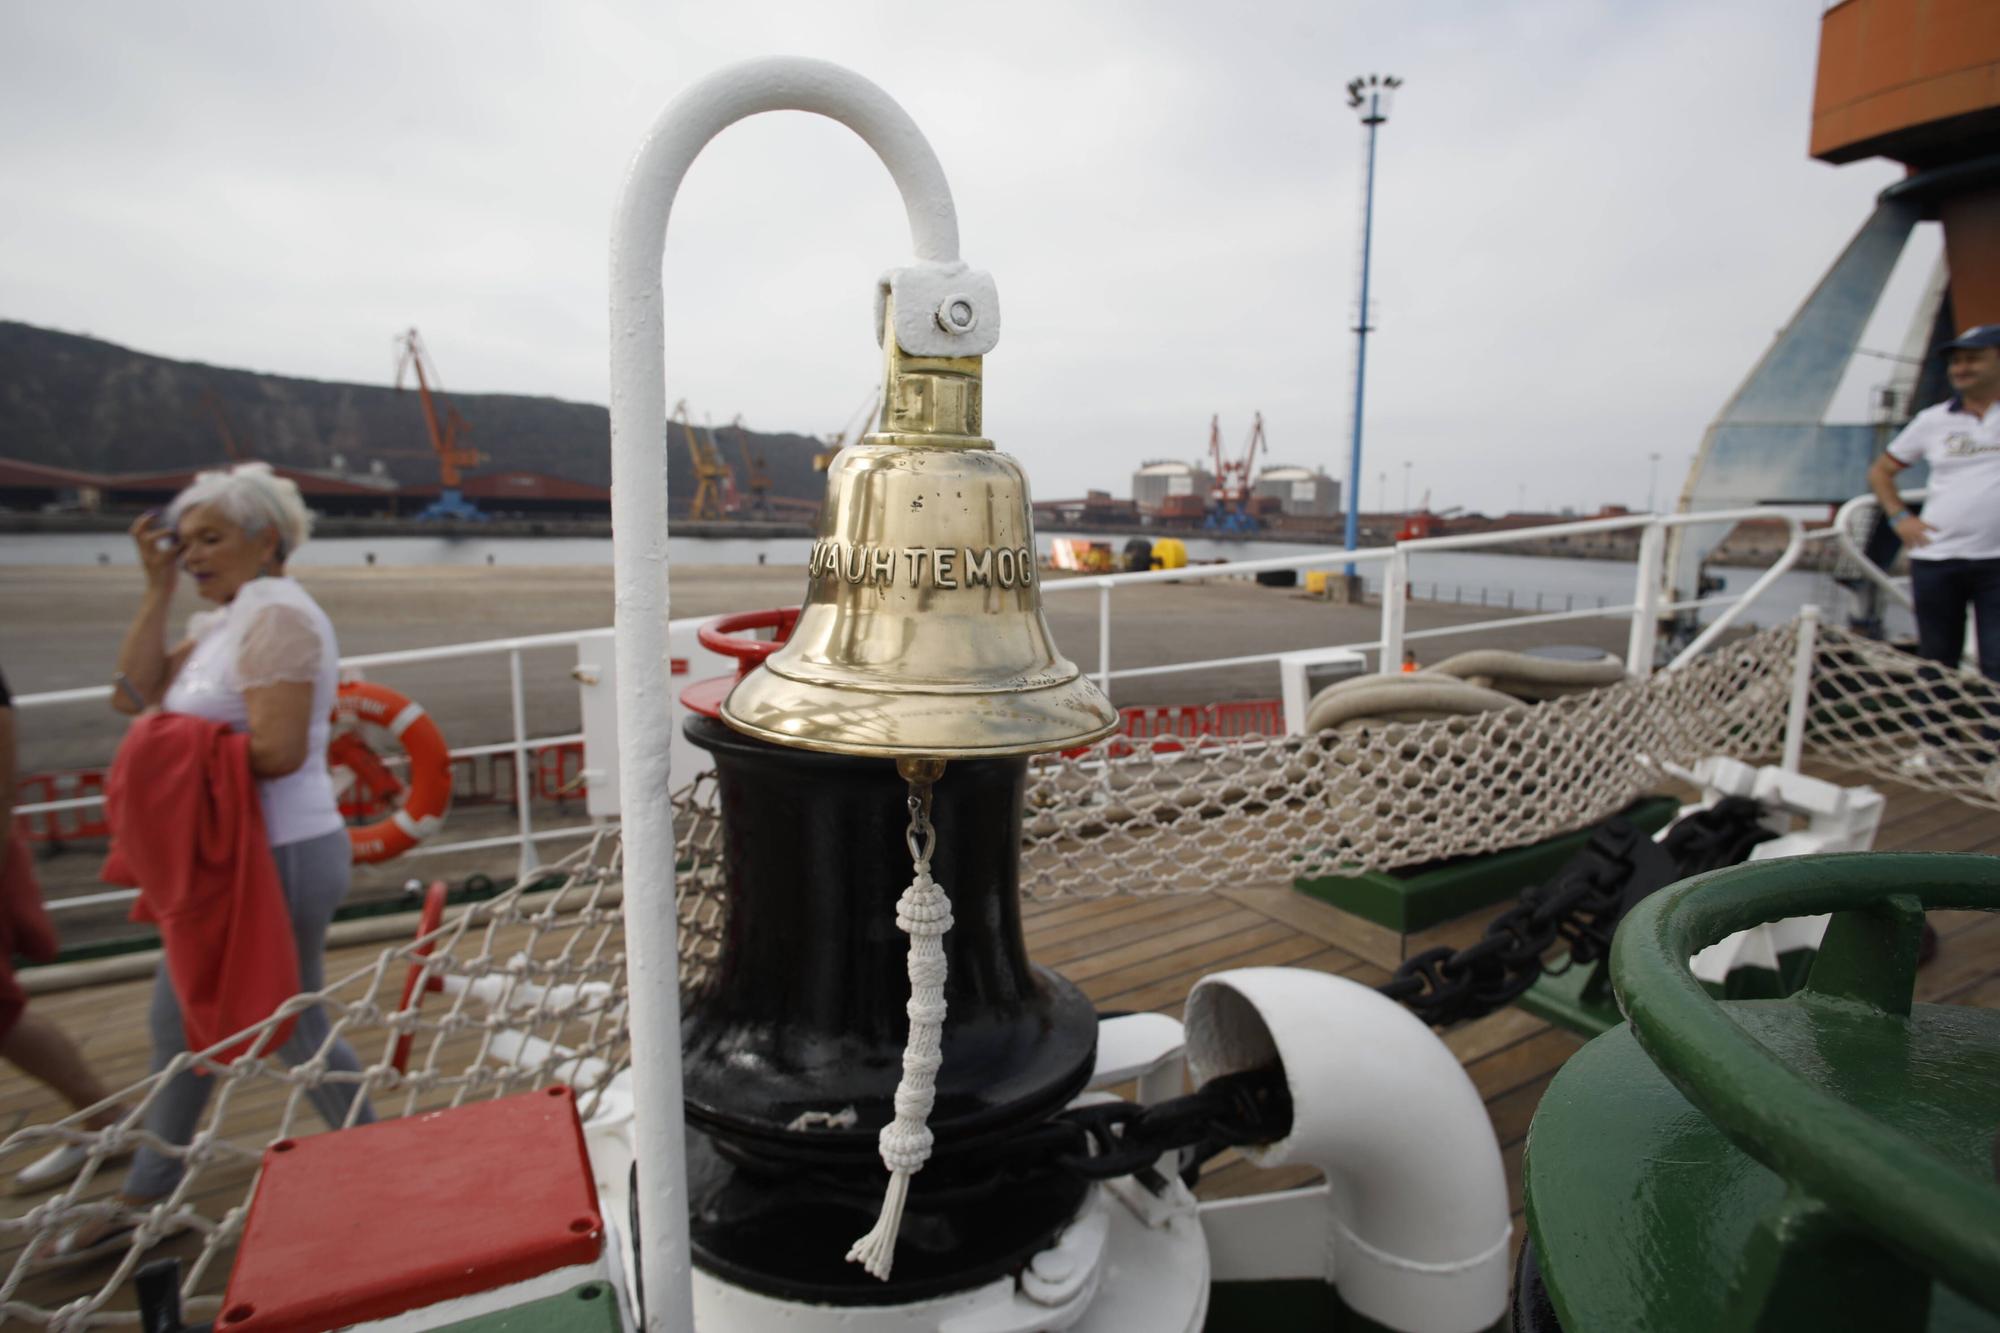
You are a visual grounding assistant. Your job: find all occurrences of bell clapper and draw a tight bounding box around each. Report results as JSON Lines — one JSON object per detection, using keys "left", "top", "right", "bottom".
{"left": 847, "top": 756, "right": 955, "bottom": 1281}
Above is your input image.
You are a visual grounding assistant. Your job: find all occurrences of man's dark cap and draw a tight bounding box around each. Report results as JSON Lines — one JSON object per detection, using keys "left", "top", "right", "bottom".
{"left": 1941, "top": 324, "right": 2000, "bottom": 353}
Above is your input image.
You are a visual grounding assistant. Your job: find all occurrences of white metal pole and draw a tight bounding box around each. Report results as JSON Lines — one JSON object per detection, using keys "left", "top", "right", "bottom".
{"left": 1626, "top": 521, "right": 1666, "bottom": 679}
{"left": 1781, "top": 603, "right": 1821, "bottom": 773}
{"left": 1098, "top": 581, "right": 1113, "bottom": 697}
{"left": 609, "top": 57, "right": 963, "bottom": 1330}
{"left": 1378, "top": 547, "right": 1408, "bottom": 674}
{"left": 508, "top": 648, "right": 540, "bottom": 882}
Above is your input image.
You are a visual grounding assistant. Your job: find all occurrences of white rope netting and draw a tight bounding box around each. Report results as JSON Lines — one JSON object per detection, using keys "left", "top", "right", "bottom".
{"left": 1, "top": 827, "right": 637, "bottom": 1328}
{"left": 5, "top": 615, "right": 1993, "bottom": 1325}
{"left": 1017, "top": 623, "right": 1800, "bottom": 898}
{"left": 673, "top": 770, "right": 729, "bottom": 995}
{"left": 1806, "top": 624, "right": 2000, "bottom": 809}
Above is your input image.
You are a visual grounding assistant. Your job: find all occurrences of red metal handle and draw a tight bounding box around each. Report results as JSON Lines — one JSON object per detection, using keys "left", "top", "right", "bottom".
{"left": 391, "top": 881, "right": 451, "bottom": 1075}
{"left": 697, "top": 607, "right": 801, "bottom": 681}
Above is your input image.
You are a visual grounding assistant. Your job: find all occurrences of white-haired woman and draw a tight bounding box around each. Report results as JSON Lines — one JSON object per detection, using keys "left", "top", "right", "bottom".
{"left": 49, "top": 463, "right": 374, "bottom": 1262}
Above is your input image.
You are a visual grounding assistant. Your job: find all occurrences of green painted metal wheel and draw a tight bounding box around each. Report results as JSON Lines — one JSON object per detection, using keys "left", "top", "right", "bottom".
{"left": 1523, "top": 853, "right": 2000, "bottom": 1332}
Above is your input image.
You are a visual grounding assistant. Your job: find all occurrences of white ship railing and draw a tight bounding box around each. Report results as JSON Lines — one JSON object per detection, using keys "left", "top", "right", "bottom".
{"left": 1829, "top": 486, "right": 1926, "bottom": 610}
{"left": 1045, "top": 503, "right": 1829, "bottom": 690}
{"left": 1827, "top": 485, "right": 1987, "bottom": 676}
{"left": 11, "top": 504, "right": 1834, "bottom": 911}
{"left": 10, "top": 615, "right": 728, "bottom": 912}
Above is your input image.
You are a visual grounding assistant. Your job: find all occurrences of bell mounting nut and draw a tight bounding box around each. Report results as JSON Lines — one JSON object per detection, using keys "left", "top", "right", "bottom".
{"left": 875, "top": 263, "right": 1000, "bottom": 358}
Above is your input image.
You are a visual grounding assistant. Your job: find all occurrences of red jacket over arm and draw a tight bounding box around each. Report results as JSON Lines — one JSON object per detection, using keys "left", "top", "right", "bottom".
{"left": 102, "top": 713, "right": 302, "bottom": 1061}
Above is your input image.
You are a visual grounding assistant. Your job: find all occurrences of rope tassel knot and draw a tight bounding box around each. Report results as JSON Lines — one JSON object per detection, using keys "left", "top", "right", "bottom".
{"left": 847, "top": 783, "right": 954, "bottom": 1282}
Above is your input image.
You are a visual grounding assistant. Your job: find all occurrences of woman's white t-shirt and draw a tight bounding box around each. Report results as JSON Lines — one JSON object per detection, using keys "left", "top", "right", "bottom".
{"left": 161, "top": 576, "right": 344, "bottom": 848}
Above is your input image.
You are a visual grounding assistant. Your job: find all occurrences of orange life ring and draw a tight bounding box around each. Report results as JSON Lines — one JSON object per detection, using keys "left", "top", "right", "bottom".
{"left": 331, "top": 681, "right": 453, "bottom": 864}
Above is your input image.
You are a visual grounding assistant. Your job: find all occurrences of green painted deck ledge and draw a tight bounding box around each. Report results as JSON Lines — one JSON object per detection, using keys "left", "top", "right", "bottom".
{"left": 1292, "top": 795, "right": 1680, "bottom": 933}
{"left": 436, "top": 1282, "right": 624, "bottom": 1332}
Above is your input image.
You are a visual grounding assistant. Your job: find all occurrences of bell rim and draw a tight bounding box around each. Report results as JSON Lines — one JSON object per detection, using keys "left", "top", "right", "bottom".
{"left": 712, "top": 714, "right": 1119, "bottom": 760}
{"left": 751, "top": 659, "right": 1084, "bottom": 696}
{"left": 719, "top": 669, "right": 1119, "bottom": 760}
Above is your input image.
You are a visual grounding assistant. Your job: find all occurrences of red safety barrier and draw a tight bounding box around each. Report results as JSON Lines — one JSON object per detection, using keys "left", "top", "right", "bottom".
{"left": 11, "top": 770, "right": 111, "bottom": 845}
{"left": 336, "top": 744, "right": 588, "bottom": 818}
{"left": 1119, "top": 700, "right": 1285, "bottom": 743}
{"left": 452, "top": 753, "right": 491, "bottom": 804}
{"left": 535, "top": 742, "right": 587, "bottom": 804}
{"left": 1055, "top": 699, "right": 1286, "bottom": 760}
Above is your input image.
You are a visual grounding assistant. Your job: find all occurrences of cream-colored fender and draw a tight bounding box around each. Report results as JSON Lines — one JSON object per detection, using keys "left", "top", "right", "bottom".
{"left": 1424, "top": 648, "right": 1625, "bottom": 700}
{"left": 1185, "top": 967, "right": 1510, "bottom": 1333}
{"left": 1303, "top": 675, "right": 1524, "bottom": 732}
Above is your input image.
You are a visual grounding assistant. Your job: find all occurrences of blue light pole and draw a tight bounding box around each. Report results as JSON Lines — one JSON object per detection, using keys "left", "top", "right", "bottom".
{"left": 1344, "top": 74, "right": 1400, "bottom": 576}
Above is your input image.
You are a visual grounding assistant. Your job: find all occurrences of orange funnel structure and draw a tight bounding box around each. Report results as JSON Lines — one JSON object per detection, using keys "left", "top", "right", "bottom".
{"left": 1664, "top": 2, "right": 2000, "bottom": 625}
{"left": 1812, "top": 0, "right": 2000, "bottom": 325}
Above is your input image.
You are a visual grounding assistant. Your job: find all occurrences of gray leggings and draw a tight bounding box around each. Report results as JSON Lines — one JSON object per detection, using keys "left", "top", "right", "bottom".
{"left": 126, "top": 827, "right": 377, "bottom": 1198}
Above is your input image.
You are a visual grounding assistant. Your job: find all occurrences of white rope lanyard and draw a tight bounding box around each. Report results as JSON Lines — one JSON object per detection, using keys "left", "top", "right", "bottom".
{"left": 847, "top": 764, "right": 953, "bottom": 1280}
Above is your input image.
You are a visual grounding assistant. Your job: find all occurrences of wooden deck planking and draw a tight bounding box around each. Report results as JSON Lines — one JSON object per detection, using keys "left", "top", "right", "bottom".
{"left": 1917, "top": 914, "right": 2000, "bottom": 1003}
{"left": 1063, "top": 915, "right": 1294, "bottom": 988}
{"left": 1881, "top": 802, "right": 2000, "bottom": 853}
{"left": 1095, "top": 937, "right": 1348, "bottom": 1015}
{"left": 1029, "top": 895, "right": 1247, "bottom": 965}
{"left": 0, "top": 769, "right": 1991, "bottom": 1320}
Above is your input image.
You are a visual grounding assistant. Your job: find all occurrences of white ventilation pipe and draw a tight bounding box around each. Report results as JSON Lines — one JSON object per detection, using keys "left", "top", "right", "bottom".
{"left": 1184, "top": 968, "right": 1510, "bottom": 1333}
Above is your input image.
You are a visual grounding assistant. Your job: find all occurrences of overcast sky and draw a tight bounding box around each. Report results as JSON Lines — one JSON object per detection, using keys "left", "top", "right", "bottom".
{"left": 0, "top": 1, "right": 1933, "bottom": 515}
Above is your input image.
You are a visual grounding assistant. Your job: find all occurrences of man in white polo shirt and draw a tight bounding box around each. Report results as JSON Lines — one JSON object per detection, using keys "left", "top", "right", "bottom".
{"left": 1867, "top": 324, "right": 2000, "bottom": 681}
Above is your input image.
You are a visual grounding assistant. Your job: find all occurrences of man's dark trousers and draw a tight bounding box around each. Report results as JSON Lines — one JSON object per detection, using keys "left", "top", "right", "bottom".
{"left": 1911, "top": 557, "right": 2000, "bottom": 681}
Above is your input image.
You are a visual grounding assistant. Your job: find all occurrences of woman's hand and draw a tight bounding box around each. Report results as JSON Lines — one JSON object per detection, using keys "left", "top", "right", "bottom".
{"left": 130, "top": 511, "right": 181, "bottom": 592}
{"left": 114, "top": 513, "right": 189, "bottom": 713}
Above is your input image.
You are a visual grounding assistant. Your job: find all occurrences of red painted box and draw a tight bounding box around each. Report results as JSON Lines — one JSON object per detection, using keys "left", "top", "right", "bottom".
{"left": 218, "top": 1085, "right": 604, "bottom": 1332}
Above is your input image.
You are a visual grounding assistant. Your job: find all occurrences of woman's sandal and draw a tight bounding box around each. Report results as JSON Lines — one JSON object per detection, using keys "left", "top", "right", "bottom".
{"left": 31, "top": 1212, "right": 183, "bottom": 1272}
{"left": 30, "top": 1221, "right": 141, "bottom": 1271}
{"left": 10, "top": 1131, "right": 135, "bottom": 1195}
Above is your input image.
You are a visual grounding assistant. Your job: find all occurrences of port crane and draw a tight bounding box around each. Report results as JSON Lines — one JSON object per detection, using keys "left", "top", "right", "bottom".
{"left": 1205, "top": 412, "right": 1266, "bottom": 535}
{"left": 195, "top": 387, "right": 251, "bottom": 464}
{"left": 395, "top": 328, "right": 488, "bottom": 522}
{"left": 674, "top": 400, "right": 735, "bottom": 520}
{"left": 813, "top": 389, "right": 880, "bottom": 471}
{"left": 729, "top": 415, "right": 773, "bottom": 518}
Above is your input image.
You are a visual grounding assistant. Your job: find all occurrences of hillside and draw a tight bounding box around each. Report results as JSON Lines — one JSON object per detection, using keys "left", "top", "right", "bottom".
{"left": 0, "top": 321, "right": 831, "bottom": 505}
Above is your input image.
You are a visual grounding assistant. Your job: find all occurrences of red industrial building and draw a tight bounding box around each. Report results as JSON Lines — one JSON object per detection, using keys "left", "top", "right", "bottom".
{"left": 0, "top": 458, "right": 103, "bottom": 511}
{"left": 0, "top": 457, "right": 612, "bottom": 522}
{"left": 97, "top": 465, "right": 401, "bottom": 517}
{"left": 399, "top": 470, "right": 611, "bottom": 518}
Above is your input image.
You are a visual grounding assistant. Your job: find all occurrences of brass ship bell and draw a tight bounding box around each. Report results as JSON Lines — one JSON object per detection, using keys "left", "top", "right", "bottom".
{"left": 715, "top": 270, "right": 1115, "bottom": 1281}
{"left": 720, "top": 286, "right": 1118, "bottom": 758}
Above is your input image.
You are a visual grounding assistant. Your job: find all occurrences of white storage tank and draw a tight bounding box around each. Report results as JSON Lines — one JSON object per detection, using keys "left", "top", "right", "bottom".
{"left": 1253, "top": 464, "right": 1339, "bottom": 519}
{"left": 1132, "top": 459, "right": 1215, "bottom": 516}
